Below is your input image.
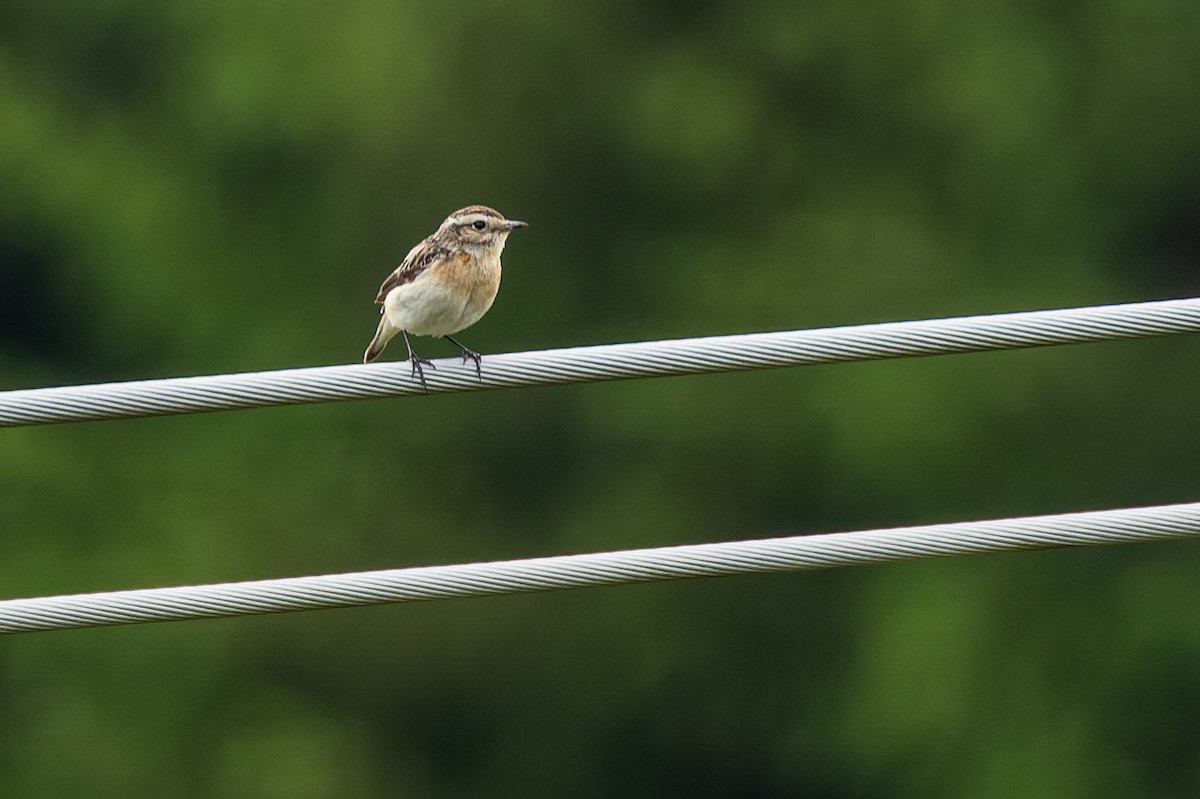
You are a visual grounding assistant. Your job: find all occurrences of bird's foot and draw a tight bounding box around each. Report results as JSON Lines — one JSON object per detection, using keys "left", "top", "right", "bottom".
{"left": 459, "top": 348, "right": 482, "bottom": 381}
{"left": 410, "top": 354, "right": 436, "bottom": 392}
{"left": 445, "top": 336, "right": 483, "bottom": 381}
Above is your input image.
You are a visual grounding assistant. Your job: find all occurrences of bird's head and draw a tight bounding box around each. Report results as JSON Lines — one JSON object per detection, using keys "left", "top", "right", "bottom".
{"left": 441, "top": 205, "right": 528, "bottom": 249}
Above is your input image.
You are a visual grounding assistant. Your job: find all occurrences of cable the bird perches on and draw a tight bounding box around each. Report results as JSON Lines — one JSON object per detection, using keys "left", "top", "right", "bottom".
{"left": 2, "top": 297, "right": 1200, "bottom": 427}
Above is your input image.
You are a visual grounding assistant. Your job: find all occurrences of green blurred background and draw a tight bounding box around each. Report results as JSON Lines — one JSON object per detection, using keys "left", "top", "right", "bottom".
{"left": 2, "top": 1, "right": 1200, "bottom": 796}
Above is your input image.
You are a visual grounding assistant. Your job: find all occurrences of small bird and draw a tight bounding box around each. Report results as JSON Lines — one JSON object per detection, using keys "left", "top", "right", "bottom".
{"left": 363, "top": 205, "right": 527, "bottom": 387}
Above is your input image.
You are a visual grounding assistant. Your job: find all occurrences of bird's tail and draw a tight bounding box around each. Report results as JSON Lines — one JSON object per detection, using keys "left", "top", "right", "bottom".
{"left": 363, "top": 314, "right": 399, "bottom": 363}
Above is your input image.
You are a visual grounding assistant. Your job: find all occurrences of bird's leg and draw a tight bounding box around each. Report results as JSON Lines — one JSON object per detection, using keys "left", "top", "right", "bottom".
{"left": 444, "top": 335, "right": 483, "bottom": 381}
{"left": 402, "top": 331, "right": 435, "bottom": 391}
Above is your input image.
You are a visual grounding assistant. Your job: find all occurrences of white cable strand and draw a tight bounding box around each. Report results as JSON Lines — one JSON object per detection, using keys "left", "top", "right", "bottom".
{"left": 2, "top": 297, "right": 1199, "bottom": 427}
{"left": 2, "top": 502, "right": 1197, "bottom": 633}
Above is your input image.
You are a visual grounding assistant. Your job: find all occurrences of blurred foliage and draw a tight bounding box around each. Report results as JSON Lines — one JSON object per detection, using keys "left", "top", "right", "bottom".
{"left": 2, "top": 1, "right": 1200, "bottom": 796}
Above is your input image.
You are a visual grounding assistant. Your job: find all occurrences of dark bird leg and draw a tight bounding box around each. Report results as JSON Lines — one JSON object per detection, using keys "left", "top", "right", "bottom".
{"left": 445, "top": 335, "right": 483, "bottom": 380}
{"left": 402, "top": 331, "right": 435, "bottom": 391}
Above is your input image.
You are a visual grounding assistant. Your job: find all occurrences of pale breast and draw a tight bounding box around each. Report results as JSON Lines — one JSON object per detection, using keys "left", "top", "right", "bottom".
{"left": 436, "top": 250, "right": 501, "bottom": 308}
{"left": 388, "top": 249, "right": 503, "bottom": 336}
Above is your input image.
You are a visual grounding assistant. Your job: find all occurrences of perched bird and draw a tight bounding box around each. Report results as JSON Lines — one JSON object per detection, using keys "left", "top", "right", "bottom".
{"left": 363, "top": 205, "right": 527, "bottom": 387}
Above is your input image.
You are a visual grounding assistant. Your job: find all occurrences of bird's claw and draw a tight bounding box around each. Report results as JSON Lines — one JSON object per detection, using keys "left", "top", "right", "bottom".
{"left": 460, "top": 349, "right": 483, "bottom": 381}
{"left": 445, "top": 336, "right": 483, "bottom": 381}
{"left": 410, "top": 355, "right": 436, "bottom": 392}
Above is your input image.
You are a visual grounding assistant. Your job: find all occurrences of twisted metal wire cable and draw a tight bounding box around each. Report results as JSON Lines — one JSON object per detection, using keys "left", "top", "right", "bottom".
{"left": 2, "top": 502, "right": 1198, "bottom": 633}
{"left": 2, "top": 297, "right": 1200, "bottom": 427}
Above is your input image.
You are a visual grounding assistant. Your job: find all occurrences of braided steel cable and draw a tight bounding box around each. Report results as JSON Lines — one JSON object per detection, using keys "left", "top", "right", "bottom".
{"left": 2, "top": 502, "right": 1198, "bottom": 633}
{"left": 2, "top": 297, "right": 1199, "bottom": 427}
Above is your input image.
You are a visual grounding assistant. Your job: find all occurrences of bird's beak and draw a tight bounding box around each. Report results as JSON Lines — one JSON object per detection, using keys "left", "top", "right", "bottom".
{"left": 504, "top": 219, "right": 529, "bottom": 230}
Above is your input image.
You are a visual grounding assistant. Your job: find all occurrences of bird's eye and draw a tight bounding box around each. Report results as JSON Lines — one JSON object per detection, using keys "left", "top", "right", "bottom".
{"left": 472, "top": 220, "right": 486, "bottom": 230}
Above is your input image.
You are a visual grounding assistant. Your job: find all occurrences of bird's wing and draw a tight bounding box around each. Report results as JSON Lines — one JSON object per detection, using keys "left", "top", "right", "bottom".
{"left": 373, "top": 236, "right": 449, "bottom": 304}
